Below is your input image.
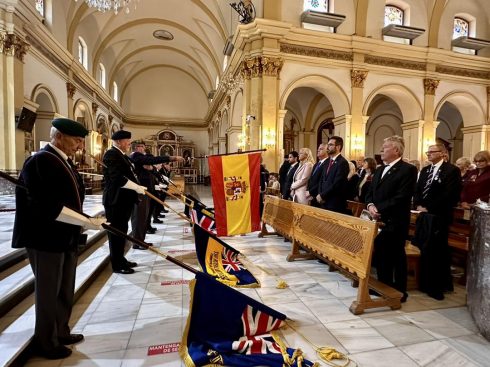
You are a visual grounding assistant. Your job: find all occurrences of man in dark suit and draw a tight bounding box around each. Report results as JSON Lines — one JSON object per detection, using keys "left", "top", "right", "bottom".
{"left": 278, "top": 155, "right": 290, "bottom": 194}
{"left": 13, "top": 118, "right": 103, "bottom": 359}
{"left": 316, "top": 137, "right": 349, "bottom": 213}
{"left": 281, "top": 151, "right": 299, "bottom": 200}
{"left": 307, "top": 143, "right": 328, "bottom": 207}
{"left": 103, "top": 130, "right": 147, "bottom": 274}
{"left": 129, "top": 141, "right": 183, "bottom": 249}
{"left": 413, "top": 143, "right": 461, "bottom": 300}
{"left": 366, "top": 135, "right": 417, "bottom": 302}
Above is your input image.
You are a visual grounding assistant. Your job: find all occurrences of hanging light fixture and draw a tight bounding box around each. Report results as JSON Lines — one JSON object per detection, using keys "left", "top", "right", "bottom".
{"left": 75, "top": 0, "right": 138, "bottom": 15}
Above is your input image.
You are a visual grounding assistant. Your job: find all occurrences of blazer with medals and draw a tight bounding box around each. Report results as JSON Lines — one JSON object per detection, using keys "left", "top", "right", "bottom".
{"left": 413, "top": 161, "right": 461, "bottom": 221}
{"left": 366, "top": 160, "right": 417, "bottom": 232}
{"left": 13, "top": 145, "right": 85, "bottom": 252}
{"left": 317, "top": 154, "right": 350, "bottom": 212}
{"left": 102, "top": 146, "right": 140, "bottom": 207}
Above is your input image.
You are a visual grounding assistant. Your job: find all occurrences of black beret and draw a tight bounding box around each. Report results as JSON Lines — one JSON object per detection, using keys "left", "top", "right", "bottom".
{"left": 52, "top": 118, "right": 88, "bottom": 137}
{"left": 111, "top": 130, "right": 131, "bottom": 140}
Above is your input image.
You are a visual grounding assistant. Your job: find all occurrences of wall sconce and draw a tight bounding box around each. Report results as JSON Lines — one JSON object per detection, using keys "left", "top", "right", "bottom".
{"left": 263, "top": 128, "right": 276, "bottom": 150}
{"left": 352, "top": 135, "right": 364, "bottom": 157}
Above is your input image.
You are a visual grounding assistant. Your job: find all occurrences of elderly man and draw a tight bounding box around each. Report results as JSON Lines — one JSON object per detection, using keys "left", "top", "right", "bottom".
{"left": 366, "top": 136, "right": 417, "bottom": 302}
{"left": 13, "top": 118, "right": 103, "bottom": 359}
{"left": 103, "top": 130, "right": 147, "bottom": 274}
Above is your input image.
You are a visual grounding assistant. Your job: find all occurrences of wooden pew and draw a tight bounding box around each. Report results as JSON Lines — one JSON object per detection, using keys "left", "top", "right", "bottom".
{"left": 262, "top": 196, "right": 402, "bottom": 315}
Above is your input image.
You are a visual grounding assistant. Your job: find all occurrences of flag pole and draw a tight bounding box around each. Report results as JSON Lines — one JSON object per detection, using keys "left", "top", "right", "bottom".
{"left": 193, "top": 149, "right": 266, "bottom": 158}
{"left": 0, "top": 170, "right": 27, "bottom": 190}
{"left": 102, "top": 223, "right": 198, "bottom": 274}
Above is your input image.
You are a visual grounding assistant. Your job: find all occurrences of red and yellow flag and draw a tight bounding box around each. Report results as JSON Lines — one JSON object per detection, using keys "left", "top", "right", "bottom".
{"left": 208, "top": 152, "right": 261, "bottom": 236}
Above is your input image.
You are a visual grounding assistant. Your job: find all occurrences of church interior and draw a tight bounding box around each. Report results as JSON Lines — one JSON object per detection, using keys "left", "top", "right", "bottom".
{"left": 0, "top": 0, "right": 490, "bottom": 366}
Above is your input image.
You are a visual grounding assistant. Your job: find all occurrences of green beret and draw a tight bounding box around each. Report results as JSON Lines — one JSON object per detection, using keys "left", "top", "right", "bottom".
{"left": 52, "top": 118, "right": 89, "bottom": 137}
{"left": 111, "top": 130, "right": 131, "bottom": 140}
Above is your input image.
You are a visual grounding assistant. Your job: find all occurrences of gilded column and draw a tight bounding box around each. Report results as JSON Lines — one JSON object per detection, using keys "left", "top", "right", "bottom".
{"left": 349, "top": 69, "right": 369, "bottom": 160}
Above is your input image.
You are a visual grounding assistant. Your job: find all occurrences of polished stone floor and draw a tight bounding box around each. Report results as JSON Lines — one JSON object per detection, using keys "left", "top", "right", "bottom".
{"left": 4, "top": 186, "right": 490, "bottom": 366}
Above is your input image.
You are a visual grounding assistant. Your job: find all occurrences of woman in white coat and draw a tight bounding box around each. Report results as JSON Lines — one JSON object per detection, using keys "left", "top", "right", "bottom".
{"left": 290, "top": 147, "right": 314, "bottom": 204}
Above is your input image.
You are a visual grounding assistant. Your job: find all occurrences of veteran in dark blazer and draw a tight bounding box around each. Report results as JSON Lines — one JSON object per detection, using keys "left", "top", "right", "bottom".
{"left": 366, "top": 135, "right": 417, "bottom": 302}
{"left": 316, "top": 136, "right": 350, "bottom": 213}
{"left": 13, "top": 118, "right": 98, "bottom": 359}
{"left": 306, "top": 143, "right": 328, "bottom": 207}
{"left": 281, "top": 151, "right": 299, "bottom": 200}
{"left": 103, "top": 130, "right": 147, "bottom": 274}
{"left": 413, "top": 143, "right": 461, "bottom": 300}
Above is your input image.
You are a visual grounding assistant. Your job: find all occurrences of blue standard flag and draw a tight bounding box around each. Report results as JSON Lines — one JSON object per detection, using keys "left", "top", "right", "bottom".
{"left": 194, "top": 223, "right": 259, "bottom": 288}
{"left": 180, "top": 272, "right": 318, "bottom": 367}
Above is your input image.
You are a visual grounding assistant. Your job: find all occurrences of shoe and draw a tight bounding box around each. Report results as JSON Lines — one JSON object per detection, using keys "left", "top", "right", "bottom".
{"left": 59, "top": 334, "right": 84, "bottom": 345}
{"left": 34, "top": 345, "right": 72, "bottom": 360}
{"left": 146, "top": 242, "right": 154, "bottom": 247}
{"left": 146, "top": 228, "right": 156, "bottom": 234}
{"left": 113, "top": 268, "right": 135, "bottom": 274}
{"left": 153, "top": 218, "right": 163, "bottom": 224}
{"left": 401, "top": 292, "right": 408, "bottom": 303}
{"left": 126, "top": 261, "right": 138, "bottom": 268}
{"left": 161, "top": 209, "right": 169, "bottom": 213}
{"left": 157, "top": 214, "right": 166, "bottom": 218}
{"left": 132, "top": 245, "right": 148, "bottom": 250}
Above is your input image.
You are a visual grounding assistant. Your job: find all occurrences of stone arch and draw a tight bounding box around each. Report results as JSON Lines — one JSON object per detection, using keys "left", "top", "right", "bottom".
{"left": 30, "top": 84, "right": 59, "bottom": 114}
{"left": 31, "top": 84, "right": 59, "bottom": 154}
{"left": 280, "top": 75, "right": 350, "bottom": 118}
{"left": 231, "top": 89, "right": 243, "bottom": 127}
{"left": 363, "top": 83, "right": 423, "bottom": 122}
{"left": 73, "top": 99, "right": 94, "bottom": 131}
{"left": 434, "top": 91, "right": 485, "bottom": 128}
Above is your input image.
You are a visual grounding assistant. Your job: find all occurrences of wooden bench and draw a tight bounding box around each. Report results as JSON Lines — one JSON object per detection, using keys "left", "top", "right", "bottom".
{"left": 262, "top": 196, "right": 402, "bottom": 315}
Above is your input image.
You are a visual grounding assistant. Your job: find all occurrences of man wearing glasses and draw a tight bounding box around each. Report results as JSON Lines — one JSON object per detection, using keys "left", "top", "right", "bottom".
{"left": 413, "top": 143, "right": 461, "bottom": 300}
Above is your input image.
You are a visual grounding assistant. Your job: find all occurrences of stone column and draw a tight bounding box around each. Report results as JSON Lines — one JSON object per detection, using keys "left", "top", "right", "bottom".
{"left": 401, "top": 120, "right": 425, "bottom": 161}
{"left": 421, "top": 78, "right": 440, "bottom": 156}
{"left": 349, "top": 70, "right": 369, "bottom": 160}
{"left": 241, "top": 55, "right": 283, "bottom": 171}
{"left": 0, "top": 4, "right": 30, "bottom": 170}
{"left": 332, "top": 114, "right": 352, "bottom": 158}
{"left": 277, "top": 109, "right": 287, "bottom": 169}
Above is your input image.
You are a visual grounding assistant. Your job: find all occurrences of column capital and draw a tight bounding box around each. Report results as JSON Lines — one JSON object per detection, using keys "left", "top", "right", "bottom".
{"left": 108, "top": 115, "right": 114, "bottom": 124}
{"left": 401, "top": 120, "right": 425, "bottom": 130}
{"left": 92, "top": 102, "right": 99, "bottom": 116}
{"left": 423, "top": 78, "right": 440, "bottom": 95}
{"left": 66, "top": 82, "right": 76, "bottom": 99}
{"left": 351, "top": 69, "right": 368, "bottom": 88}
{"left": 461, "top": 125, "right": 490, "bottom": 133}
{"left": 240, "top": 56, "right": 283, "bottom": 79}
{"left": 278, "top": 109, "right": 288, "bottom": 119}
{"left": 332, "top": 114, "right": 352, "bottom": 126}
{"left": 0, "top": 32, "right": 29, "bottom": 61}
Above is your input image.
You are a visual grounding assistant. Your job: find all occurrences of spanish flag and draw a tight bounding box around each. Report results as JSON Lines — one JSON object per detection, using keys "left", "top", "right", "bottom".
{"left": 208, "top": 152, "right": 261, "bottom": 236}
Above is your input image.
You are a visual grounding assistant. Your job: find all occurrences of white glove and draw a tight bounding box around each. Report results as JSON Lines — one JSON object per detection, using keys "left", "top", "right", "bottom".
{"left": 56, "top": 207, "right": 107, "bottom": 230}
{"left": 122, "top": 179, "right": 147, "bottom": 195}
{"left": 161, "top": 176, "right": 170, "bottom": 183}
{"left": 159, "top": 183, "right": 168, "bottom": 190}
{"left": 155, "top": 185, "right": 162, "bottom": 191}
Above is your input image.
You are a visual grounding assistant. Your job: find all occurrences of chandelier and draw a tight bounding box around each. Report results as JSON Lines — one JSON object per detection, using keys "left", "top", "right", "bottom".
{"left": 75, "top": 0, "right": 138, "bottom": 15}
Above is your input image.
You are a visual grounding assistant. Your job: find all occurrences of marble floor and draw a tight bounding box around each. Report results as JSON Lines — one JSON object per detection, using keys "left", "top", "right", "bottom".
{"left": 9, "top": 186, "right": 490, "bottom": 366}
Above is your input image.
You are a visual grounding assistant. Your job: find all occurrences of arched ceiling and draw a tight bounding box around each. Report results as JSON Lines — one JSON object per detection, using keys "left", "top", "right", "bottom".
{"left": 65, "top": 0, "right": 237, "bottom": 124}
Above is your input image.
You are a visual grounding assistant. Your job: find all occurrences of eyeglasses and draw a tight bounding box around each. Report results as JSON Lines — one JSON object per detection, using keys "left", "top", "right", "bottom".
{"left": 425, "top": 150, "right": 441, "bottom": 154}
{"left": 474, "top": 159, "right": 487, "bottom": 163}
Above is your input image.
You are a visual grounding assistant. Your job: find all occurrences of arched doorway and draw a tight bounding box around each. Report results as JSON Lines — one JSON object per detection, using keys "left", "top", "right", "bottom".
{"left": 436, "top": 102, "right": 463, "bottom": 162}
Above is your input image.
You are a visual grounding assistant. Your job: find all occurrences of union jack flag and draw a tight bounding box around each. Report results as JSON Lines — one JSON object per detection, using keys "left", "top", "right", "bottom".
{"left": 191, "top": 207, "right": 216, "bottom": 233}
{"left": 222, "top": 249, "right": 245, "bottom": 272}
{"left": 193, "top": 224, "right": 259, "bottom": 287}
{"left": 180, "top": 272, "right": 317, "bottom": 367}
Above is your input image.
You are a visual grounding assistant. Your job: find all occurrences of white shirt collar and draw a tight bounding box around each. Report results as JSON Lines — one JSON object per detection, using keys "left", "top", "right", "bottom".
{"left": 430, "top": 159, "right": 444, "bottom": 174}
{"left": 330, "top": 153, "right": 341, "bottom": 161}
{"left": 48, "top": 143, "right": 68, "bottom": 161}
{"left": 113, "top": 144, "right": 126, "bottom": 155}
{"left": 384, "top": 157, "right": 401, "bottom": 168}
{"left": 319, "top": 157, "right": 328, "bottom": 164}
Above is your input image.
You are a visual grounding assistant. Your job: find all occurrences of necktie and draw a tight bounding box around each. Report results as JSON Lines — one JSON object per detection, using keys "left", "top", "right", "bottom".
{"left": 312, "top": 161, "right": 322, "bottom": 176}
{"left": 326, "top": 159, "right": 334, "bottom": 174}
{"left": 381, "top": 165, "right": 390, "bottom": 179}
{"left": 422, "top": 165, "right": 434, "bottom": 199}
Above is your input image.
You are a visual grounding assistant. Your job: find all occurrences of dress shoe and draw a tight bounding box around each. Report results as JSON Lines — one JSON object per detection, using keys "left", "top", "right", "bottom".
{"left": 34, "top": 345, "right": 72, "bottom": 360}
{"left": 161, "top": 209, "right": 169, "bottom": 213}
{"left": 126, "top": 261, "right": 138, "bottom": 268}
{"left": 132, "top": 245, "right": 148, "bottom": 250}
{"left": 146, "top": 228, "right": 156, "bottom": 234}
{"left": 153, "top": 218, "right": 163, "bottom": 224}
{"left": 401, "top": 292, "right": 408, "bottom": 303}
{"left": 157, "top": 214, "right": 166, "bottom": 218}
{"left": 113, "top": 268, "right": 135, "bottom": 274}
{"left": 59, "top": 334, "right": 84, "bottom": 345}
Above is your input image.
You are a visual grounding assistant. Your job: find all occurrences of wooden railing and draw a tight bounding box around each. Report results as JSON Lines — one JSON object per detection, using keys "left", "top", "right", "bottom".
{"left": 262, "top": 195, "right": 402, "bottom": 315}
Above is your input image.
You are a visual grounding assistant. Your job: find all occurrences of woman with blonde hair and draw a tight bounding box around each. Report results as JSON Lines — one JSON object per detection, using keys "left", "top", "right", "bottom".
{"left": 290, "top": 147, "right": 314, "bottom": 204}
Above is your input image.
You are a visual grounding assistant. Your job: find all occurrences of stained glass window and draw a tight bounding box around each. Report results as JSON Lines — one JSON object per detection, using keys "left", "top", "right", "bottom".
{"left": 35, "top": 0, "right": 44, "bottom": 17}
{"left": 304, "top": 0, "right": 329, "bottom": 13}
{"left": 453, "top": 17, "right": 469, "bottom": 39}
{"left": 384, "top": 5, "right": 404, "bottom": 26}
